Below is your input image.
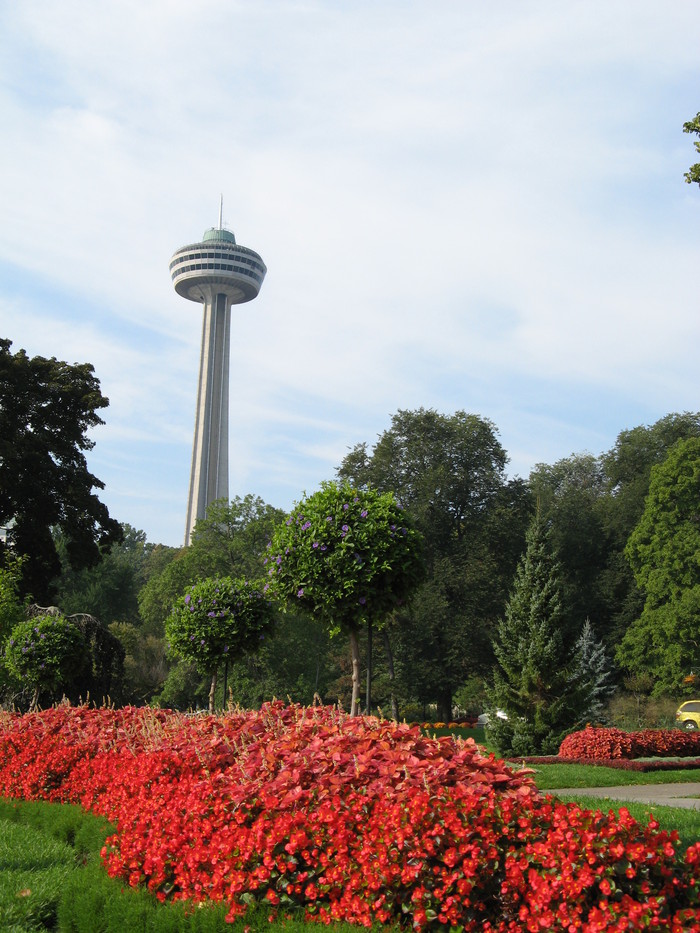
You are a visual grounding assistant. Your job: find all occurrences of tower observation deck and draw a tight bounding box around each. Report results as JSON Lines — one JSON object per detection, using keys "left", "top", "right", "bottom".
{"left": 170, "top": 219, "right": 267, "bottom": 543}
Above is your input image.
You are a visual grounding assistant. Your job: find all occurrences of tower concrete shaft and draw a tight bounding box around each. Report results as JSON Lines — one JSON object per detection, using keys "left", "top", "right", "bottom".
{"left": 187, "top": 288, "right": 231, "bottom": 543}
{"left": 170, "top": 222, "right": 266, "bottom": 544}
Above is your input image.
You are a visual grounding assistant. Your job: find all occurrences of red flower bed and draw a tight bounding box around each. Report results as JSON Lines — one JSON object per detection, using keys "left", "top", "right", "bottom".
{"left": 0, "top": 703, "right": 699, "bottom": 931}
{"left": 560, "top": 727, "right": 700, "bottom": 761}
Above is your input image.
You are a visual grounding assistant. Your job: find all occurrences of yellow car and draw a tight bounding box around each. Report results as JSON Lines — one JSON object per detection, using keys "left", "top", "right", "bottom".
{"left": 675, "top": 700, "right": 700, "bottom": 730}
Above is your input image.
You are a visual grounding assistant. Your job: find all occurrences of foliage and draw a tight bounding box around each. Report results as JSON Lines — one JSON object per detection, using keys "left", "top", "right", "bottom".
{"left": 338, "top": 409, "right": 532, "bottom": 719}
{"left": 54, "top": 523, "right": 156, "bottom": 626}
{"left": 683, "top": 112, "right": 700, "bottom": 187}
{"left": 529, "top": 454, "right": 610, "bottom": 637}
{"left": 1, "top": 704, "right": 700, "bottom": 931}
{"left": 598, "top": 412, "right": 700, "bottom": 644}
{"left": 618, "top": 437, "right": 700, "bottom": 694}
{"left": 189, "top": 495, "right": 287, "bottom": 579}
{"left": 167, "top": 576, "right": 274, "bottom": 712}
{"left": 138, "top": 497, "right": 282, "bottom": 636}
{"left": 487, "top": 512, "right": 588, "bottom": 756}
{"left": 4, "top": 614, "right": 88, "bottom": 709}
{"left": 0, "top": 553, "right": 26, "bottom": 641}
{"left": 266, "top": 480, "right": 424, "bottom": 714}
{"left": 575, "top": 618, "right": 615, "bottom": 723}
{"left": 0, "top": 339, "right": 122, "bottom": 603}
{"left": 604, "top": 692, "right": 678, "bottom": 731}
{"left": 560, "top": 726, "right": 700, "bottom": 761}
{"left": 109, "top": 622, "right": 169, "bottom": 705}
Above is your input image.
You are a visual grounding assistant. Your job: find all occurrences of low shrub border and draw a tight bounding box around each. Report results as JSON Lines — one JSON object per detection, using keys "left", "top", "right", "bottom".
{"left": 560, "top": 727, "right": 700, "bottom": 761}
{"left": 511, "top": 755, "right": 700, "bottom": 772}
{"left": 1, "top": 703, "right": 700, "bottom": 931}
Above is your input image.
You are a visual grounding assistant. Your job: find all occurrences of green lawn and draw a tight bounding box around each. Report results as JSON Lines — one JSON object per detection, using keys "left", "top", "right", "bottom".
{"left": 526, "top": 762, "right": 700, "bottom": 789}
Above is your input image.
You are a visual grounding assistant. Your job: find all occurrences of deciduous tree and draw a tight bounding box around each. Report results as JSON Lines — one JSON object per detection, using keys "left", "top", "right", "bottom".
{"left": 338, "top": 409, "right": 532, "bottom": 719}
{"left": 0, "top": 339, "right": 121, "bottom": 602}
{"left": 617, "top": 436, "right": 700, "bottom": 693}
{"left": 683, "top": 112, "right": 700, "bottom": 187}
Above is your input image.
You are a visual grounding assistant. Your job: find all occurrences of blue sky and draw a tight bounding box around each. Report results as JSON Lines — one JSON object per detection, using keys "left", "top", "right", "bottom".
{"left": 0, "top": 0, "right": 698, "bottom": 547}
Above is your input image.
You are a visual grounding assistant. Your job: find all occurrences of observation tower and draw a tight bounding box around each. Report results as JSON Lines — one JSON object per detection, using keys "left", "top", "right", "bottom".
{"left": 170, "top": 206, "right": 267, "bottom": 543}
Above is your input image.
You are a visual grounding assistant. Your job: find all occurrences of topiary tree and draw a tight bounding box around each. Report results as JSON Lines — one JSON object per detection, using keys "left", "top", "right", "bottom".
{"left": 266, "top": 480, "right": 424, "bottom": 716}
{"left": 487, "top": 511, "right": 588, "bottom": 755}
{"left": 4, "top": 613, "right": 88, "bottom": 710}
{"left": 167, "top": 576, "right": 274, "bottom": 713}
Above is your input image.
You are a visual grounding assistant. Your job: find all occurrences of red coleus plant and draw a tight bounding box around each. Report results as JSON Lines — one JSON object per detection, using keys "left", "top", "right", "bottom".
{"left": 560, "top": 726, "right": 700, "bottom": 761}
{"left": 0, "top": 703, "right": 699, "bottom": 931}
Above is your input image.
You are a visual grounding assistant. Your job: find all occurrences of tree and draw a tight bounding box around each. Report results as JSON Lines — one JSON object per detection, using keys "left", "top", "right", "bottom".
{"left": 266, "top": 481, "right": 424, "bottom": 716}
{"left": 138, "top": 497, "right": 283, "bottom": 635}
{"left": 683, "top": 112, "right": 700, "bottom": 187}
{"left": 167, "top": 576, "right": 274, "bottom": 713}
{"left": 575, "top": 618, "right": 615, "bottom": 723}
{"left": 338, "top": 409, "right": 532, "bottom": 719}
{"left": 54, "top": 524, "right": 154, "bottom": 626}
{"left": 0, "top": 554, "right": 26, "bottom": 643}
{"left": 529, "top": 454, "right": 610, "bottom": 637}
{"left": 0, "top": 339, "right": 122, "bottom": 602}
{"left": 597, "top": 413, "right": 700, "bottom": 645}
{"left": 487, "top": 512, "right": 587, "bottom": 755}
{"left": 4, "top": 613, "right": 88, "bottom": 710}
{"left": 617, "top": 437, "right": 700, "bottom": 694}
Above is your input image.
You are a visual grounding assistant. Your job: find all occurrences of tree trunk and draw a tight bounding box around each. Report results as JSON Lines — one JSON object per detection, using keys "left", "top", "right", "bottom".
{"left": 436, "top": 687, "right": 452, "bottom": 723}
{"left": 29, "top": 686, "right": 40, "bottom": 712}
{"left": 349, "top": 628, "right": 361, "bottom": 717}
{"left": 365, "top": 618, "right": 373, "bottom": 716}
{"left": 208, "top": 669, "right": 218, "bottom": 714}
{"left": 382, "top": 627, "right": 399, "bottom": 721}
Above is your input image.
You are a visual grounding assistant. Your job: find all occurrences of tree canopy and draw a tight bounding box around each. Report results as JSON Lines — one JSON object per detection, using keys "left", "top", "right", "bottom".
{"left": 167, "top": 576, "right": 274, "bottom": 712}
{"left": 0, "top": 339, "right": 122, "bottom": 601}
{"left": 266, "top": 480, "right": 424, "bottom": 715}
{"left": 683, "top": 112, "right": 700, "bottom": 187}
{"left": 617, "top": 436, "right": 700, "bottom": 693}
{"left": 338, "top": 408, "right": 532, "bottom": 719}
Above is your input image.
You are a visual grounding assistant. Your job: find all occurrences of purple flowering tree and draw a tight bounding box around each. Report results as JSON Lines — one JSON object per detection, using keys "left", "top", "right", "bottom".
{"left": 167, "top": 576, "right": 273, "bottom": 713}
{"left": 4, "top": 613, "right": 88, "bottom": 711}
{"left": 266, "top": 481, "right": 424, "bottom": 716}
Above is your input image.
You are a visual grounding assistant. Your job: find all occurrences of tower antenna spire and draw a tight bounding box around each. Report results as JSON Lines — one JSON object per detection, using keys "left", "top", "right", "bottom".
{"left": 218, "top": 194, "right": 223, "bottom": 230}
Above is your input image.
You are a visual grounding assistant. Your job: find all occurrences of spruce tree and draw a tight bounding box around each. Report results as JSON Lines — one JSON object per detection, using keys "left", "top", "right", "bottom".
{"left": 576, "top": 617, "right": 615, "bottom": 723}
{"left": 487, "top": 511, "right": 587, "bottom": 755}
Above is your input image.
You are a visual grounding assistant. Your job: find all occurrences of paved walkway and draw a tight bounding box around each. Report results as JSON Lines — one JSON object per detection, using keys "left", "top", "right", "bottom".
{"left": 550, "top": 782, "right": 700, "bottom": 810}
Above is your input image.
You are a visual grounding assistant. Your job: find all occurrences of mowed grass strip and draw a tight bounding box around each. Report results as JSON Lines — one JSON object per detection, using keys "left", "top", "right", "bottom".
{"left": 528, "top": 763, "right": 700, "bottom": 789}
{"left": 0, "top": 816, "right": 74, "bottom": 931}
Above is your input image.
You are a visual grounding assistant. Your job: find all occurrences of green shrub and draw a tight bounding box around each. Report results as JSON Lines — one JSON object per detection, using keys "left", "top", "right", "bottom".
{"left": 604, "top": 693, "right": 678, "bottom": 730}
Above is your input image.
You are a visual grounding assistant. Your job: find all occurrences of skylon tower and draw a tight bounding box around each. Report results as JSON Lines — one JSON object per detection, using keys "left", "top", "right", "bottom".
{"left": 170, "top": 206, "right": 267, "bottom": 543}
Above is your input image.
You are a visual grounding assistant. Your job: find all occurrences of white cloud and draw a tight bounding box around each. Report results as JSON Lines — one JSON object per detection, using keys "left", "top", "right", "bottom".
{"left": 0, "top": 0, "right": 698, "bottom": 545}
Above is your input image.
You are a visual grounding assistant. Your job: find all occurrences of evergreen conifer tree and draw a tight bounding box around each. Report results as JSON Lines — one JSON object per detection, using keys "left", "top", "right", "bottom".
{"left": 487, "top": 511, "right": 587, "bottom": 755}
{"left": 576, "top": 617, "right": 615, "bottom": 723}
